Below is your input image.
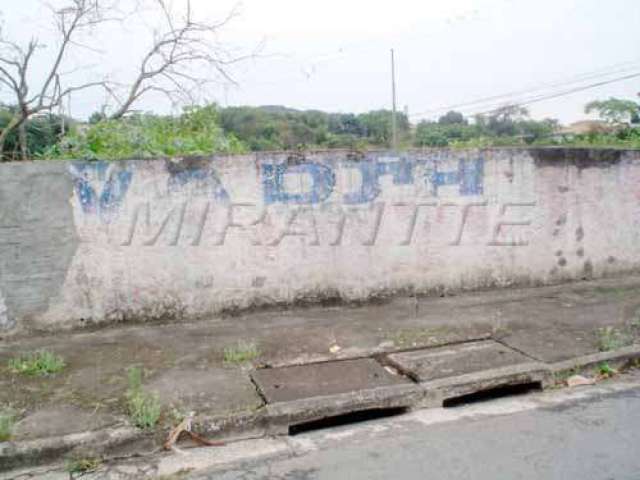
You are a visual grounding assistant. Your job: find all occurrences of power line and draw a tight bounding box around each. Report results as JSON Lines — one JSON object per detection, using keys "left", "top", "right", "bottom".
{"left": 410, "top": 59, "right": 640, "bottom": 118}
{"left": 465, "top": 71, "right": 640, "bottom": 118}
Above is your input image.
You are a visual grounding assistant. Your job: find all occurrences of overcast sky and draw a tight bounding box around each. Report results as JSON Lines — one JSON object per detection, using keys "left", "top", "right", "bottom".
{"left": 2, "top": 0, "right": 640, "bottom": 123}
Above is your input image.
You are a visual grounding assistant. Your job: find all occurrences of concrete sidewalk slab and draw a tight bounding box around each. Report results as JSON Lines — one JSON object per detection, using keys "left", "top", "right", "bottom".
{"left": 387, "top": 340, "right": 534, "bottom": 382}
{"left": 251, "top": 358, "right": 410, "bottom": 403}
{"left": 143, "top": 367, "right": 263, "bottom": 414}
{"left": 0, "top": 275, "right": 639, "bottom": 472}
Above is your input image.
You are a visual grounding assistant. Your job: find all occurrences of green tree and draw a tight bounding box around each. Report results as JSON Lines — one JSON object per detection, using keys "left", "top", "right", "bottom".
{"left": 585, "top": 97, "right": 640, "bottom": 124}
{"left": 438, "top": 110, "right": 467, "bottom": 125}
{"left": 0, "top": 106, "right": 69, "bottom": 160}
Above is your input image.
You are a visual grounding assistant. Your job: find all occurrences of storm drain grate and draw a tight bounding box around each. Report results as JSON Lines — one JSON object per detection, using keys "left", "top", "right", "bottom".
{"left": 442, "top": 381, "right": 542, "bottom": 408}
{"left": 289, "top": 407, "right": 409, "bottom": 435}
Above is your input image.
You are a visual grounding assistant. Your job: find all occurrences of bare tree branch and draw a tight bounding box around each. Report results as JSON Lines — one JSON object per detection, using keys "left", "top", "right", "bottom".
{"left": 109, "top": 0, "right": 252, "bottom": 119}
{"left": 0, "top": 0, "right": 116, "bottom": 160}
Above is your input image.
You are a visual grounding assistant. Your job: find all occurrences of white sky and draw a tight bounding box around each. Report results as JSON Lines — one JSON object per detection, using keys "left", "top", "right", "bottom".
{"left": 2, "top": 0, "right": 640, "bottom": 123}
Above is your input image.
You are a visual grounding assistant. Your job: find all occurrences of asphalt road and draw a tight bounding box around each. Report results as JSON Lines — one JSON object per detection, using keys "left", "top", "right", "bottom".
{"left": 205, "top": 379, "right": 640, "bottom": 480}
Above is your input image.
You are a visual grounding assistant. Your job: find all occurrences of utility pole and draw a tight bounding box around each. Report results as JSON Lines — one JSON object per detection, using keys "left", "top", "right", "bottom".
{"left": 390, "top": 48, "right": 398, "bottom": 151}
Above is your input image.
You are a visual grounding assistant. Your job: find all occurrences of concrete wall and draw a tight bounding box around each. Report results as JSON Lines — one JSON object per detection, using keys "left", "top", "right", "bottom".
{"left": 1, "top": 148, "right": 639, "bottom": 334}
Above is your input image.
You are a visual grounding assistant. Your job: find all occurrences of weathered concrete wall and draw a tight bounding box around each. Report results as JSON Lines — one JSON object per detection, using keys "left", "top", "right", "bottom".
{"left": 1, "top": 148, "right": 639, "bottom": 334}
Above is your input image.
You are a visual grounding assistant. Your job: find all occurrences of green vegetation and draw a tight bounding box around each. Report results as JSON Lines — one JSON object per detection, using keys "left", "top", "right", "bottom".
{"left": 65, "top": 456, "right": 102, "bottom": 474}
{"left": 125, "top": 366, "right": 161, "bottom": 429}
{"left": 595, "top": 326, "right": 634, "bottom": 352}
{"left": 585, "top": 98, "right": 640, "bottom": 124}
{"left": 219, "top": 106, "right": 411, "bottom": 150}
{"left": 0, "top": 108, "right": 70, "bottom": 161}
{"left": 3, "top": 95, "right": 640, "bottom": 162}
{"left": 0, "top": 409, "right": 16, "bottom": 442}
{"left": 223, "top": 341, "right": 260, "bottom": 365}
{"left": 8, "top": 351, "right": 66, "bottom": 376}
{"left": 597, "top": 362, "right": 617, "bottom": 378}
{"left": 43, "top": 106, "right": 246, "bottom": 160}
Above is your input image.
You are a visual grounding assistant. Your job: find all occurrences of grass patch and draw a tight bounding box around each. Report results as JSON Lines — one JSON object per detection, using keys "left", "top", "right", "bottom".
{"left": 0, "top": 409, "right": 16, "bottom": 442}
{"left": 7, "top": 351, "right": 65, "bottom": 376}
{"left": 65, "top": 456, "right": 102, "bottom": 474}
{"left": 125, "top": 366, "right": 161, "bottom": 429}
{"left": 223, "top": 341, "right": 260, "bottom": 365}
{"left": 596, "top": 326, "right": 634, "bottom": 352}
{"left": 597, "top": 362, "right": 617, "bottom": 378}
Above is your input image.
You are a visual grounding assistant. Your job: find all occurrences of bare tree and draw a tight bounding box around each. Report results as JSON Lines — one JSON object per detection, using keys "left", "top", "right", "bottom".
{"left": 0, "top": 0, "right": 112, "bottom": 160}
{"left": 108, "top": 0, "right": 253, "bottom": 119}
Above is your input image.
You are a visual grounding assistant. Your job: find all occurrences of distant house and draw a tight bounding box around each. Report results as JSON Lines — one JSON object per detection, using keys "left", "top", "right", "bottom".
{"left": 557, "top": 120, "right": 616, "bottom": 136}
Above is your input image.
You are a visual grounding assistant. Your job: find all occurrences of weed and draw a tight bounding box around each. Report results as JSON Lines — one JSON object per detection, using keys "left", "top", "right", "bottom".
{"left": 7, "top": 351, "right": 65, "bottom": 376}
{"left": 65, "top": 457, "right": 102, "bottom": 474}
{"left": 125, "top": 366, "right": 161, "bottom": 429}
{"left": 223, "top": 342, "right": 260, "bottom": 365}
{"left": 631, "top": 308, "right": 640, "bottom": 329}
{"left": 596, "top": 326, "right": 633, "bottom": 352}
{"left": 0, "top": 409, "right": 15, "bottom": 442}
{"left": 597, "top": 362, "right": 617, "bottom": 378}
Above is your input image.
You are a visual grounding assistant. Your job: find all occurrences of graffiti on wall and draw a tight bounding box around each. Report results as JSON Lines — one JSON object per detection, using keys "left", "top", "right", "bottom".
{"left": 70, "top": 161, "right": 133, "bottom": 224}
{"left": 68, "top": 154, "right": 536, "bottom": 247}
{"left": 262, "top": 156, "right": 484, "bottom": 205}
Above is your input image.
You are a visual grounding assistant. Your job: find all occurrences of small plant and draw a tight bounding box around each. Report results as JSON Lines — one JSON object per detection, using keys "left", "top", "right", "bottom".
{"left": 65, "top": 456, "right": 102, "bottom": 474}
{"left": 8, "top": 351, "right": 65, "bottom": 376}
{"left": 596, "top": 326, "right": 633, "bottom": 352}
{"left": 597, "top": 362, "right": 617, "bottom": 378}
{"left": 125, "top": 366, "right": 161, "bottom": 429}
{"left": 223, "top": 341, "right": 260, "bottom": 365}
{"left": 0, "top": 409, "right": 16, "bottom": 442}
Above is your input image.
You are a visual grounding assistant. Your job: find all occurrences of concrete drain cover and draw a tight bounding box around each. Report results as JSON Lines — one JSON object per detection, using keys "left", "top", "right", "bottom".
{"left": 251, "top": 358, "right": 411, "bottom": 403}
{"left": 387, "top": 340, "right": 534, "bottom": 382}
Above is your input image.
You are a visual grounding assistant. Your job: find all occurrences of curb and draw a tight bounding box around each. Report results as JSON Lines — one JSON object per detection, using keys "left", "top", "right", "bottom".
{"left": 547, "top": 345, "right": 640, "bottom": 375}
{"left": 0, "top": 426, "right": 148, "bottom": 472}
{"left": 2, "top": 345, "right": 639, "bottom": 474}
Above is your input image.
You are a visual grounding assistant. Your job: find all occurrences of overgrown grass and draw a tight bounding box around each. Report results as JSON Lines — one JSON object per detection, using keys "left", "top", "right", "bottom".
{"left": 0, "top": 409, "right": 16, "bottom": 442}
{"left": 596, "top": 326, "right": 634, "bottom": 352}
{"left": 65, "top": 456, "right": 102, "bottom": 474}
{"left": 223, "top": 341, "right": 260, "bottom": 365}
{"left": 125, "top": 366, "right": 161, "bottom": 429}
{"left": 7, "top": 351, "right": 65, "bottom": 376}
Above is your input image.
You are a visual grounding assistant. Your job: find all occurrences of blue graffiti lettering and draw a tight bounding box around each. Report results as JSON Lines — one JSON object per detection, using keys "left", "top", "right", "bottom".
{"left": 70, "top": 161, "right": 133, "bottom": 223}
{"left": 263, "top": 163, "right": 335, "bottom": 205}
{"left": 425, "top": 158, "right": 483, "bottom": 196}
{"left": 342, "top": 157, "right": 414, "bottom": 204}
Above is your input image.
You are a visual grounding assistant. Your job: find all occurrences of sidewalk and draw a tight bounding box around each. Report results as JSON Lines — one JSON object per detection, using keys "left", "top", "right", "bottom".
{"left": 1, "top": 275, "right": 640, "bottom": 473}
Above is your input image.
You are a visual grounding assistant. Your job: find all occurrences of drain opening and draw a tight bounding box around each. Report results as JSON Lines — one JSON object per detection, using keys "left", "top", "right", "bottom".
{"left": 288, "top": 407, "right": 409, "bottom": 435}
{"left": 443, "top": 381, "right": 542, "bottom": 408}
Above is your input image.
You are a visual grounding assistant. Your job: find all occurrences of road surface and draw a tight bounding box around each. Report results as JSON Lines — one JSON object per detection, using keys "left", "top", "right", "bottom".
{"left": 201, "top": 374, "right": 640, "bottom": 480}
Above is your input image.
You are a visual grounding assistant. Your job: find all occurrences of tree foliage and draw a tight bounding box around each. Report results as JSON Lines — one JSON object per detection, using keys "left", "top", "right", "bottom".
{"left": 585, "top": 97, "right": 640, "bottom": 124}
{"left": 44, "top": 105, "right": 245, "bottom": 160}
